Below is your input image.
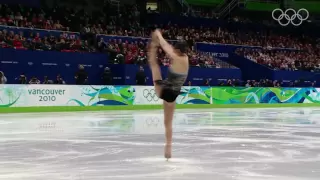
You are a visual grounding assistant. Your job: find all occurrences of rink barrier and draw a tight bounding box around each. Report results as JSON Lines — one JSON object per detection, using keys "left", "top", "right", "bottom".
{"left": 1, "top": 85, "right": 320, "bottom": 109}
{"left": 2, "top": 104, "right": 320, "bottom": 113}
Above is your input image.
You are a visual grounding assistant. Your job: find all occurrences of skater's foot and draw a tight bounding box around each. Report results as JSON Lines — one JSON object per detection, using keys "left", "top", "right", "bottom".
{"left": 164, "top": 144, "right": 172, "bottom": 159}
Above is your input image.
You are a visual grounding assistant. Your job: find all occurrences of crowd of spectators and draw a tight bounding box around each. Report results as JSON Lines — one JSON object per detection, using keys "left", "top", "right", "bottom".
{"left": 0, "top": 3, "right": 141, "bottom": 36}
{"left": 236, "top": 48, "right": 320, "bottom": 72}
{"left": 0, "top": 29, "right": 95, "bottom": 52}
{"left": 97, "top": 37, "right": 235, "bottom": 68}
{"left": 218, "top": 79, "right": 317, "bottom": 88}
{"left": 217, "top": 79, "right": 278, "bottom": 87}
{"left": 0, "top": 3, "right": 319, "bottom": 72}
{"left": 0, "top": 4, "right": 67, "bottom": 31}
{"left": 1, "top": 3, "right": 318, "bottom": 49}
{"left": 0, "top": 2, "right": 319, "bottom": 88}
{"left": 0, "top": 3, "right": 236, "bottom": 68}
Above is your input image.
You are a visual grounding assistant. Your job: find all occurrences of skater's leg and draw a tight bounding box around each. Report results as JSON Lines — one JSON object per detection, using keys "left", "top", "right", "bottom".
{"left": 163, "top": 100, "right": 175, "bottom": 159}
{"left": 148, "top": 40, "right": 162, "bottom": 97}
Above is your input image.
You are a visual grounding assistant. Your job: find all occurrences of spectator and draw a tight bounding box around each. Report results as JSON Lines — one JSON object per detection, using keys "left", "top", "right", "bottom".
{"left": 135, "top": 66, "right": 146, "bottom": 85}
{"left": 204, "top": 79, "right": 210, "bottom": 86}
{"left": 0, "top": 71, "right": 7, "bottom": 84}
{"left": 136, "top": 50, "right": 147, "bottom": 65}
{"left": 250, "top": 80, "right": 257, "bottom": 87}
{"left": 18, "top": 73, "right": 27, "bottom": 84}
{"left": 29, "top": 76, "right": 40, "bottom": 84}
{"left": 233, "top": 79, "right": 240, "bottom": 86}
{"left": 289, "top": 81, "right": 295, "bottom": 87}
{"left": 102, "top": 67, "right": 112, "bottom": 85}
{"left": 97, "top": 37, "right": 107, "bottom": 52}
{"left": 75, "top": 65, "right": 88, "bottom": 85}
{"left": 13, "top": 34, "right": 24, "bottom": 49}
{"left": 43, "top": 76, "right": 53, "bottom": 84}
{"left": 125, "top": 51, "right": 135, "bottom": 64}
{"left": 226, "top": 79, "right": 233, "bottom": 86}
{"left": 55, "top": 74, "right": 65, "bottom": 84}
{"left": 218, "top": 81, "right": 225, "bottom": 86}
{"left": 245, "top": 80, "right": 251, "bottom": 87}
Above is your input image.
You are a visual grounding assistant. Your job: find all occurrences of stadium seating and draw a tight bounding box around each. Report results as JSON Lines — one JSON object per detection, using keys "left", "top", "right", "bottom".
{"left": 0, "top": 1, "right": 319, "bottom": 87}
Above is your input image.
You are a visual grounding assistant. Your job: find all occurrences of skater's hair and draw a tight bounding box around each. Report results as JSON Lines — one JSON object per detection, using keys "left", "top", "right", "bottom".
{"left": 173, "top": 40, "right": 188, "bottom": 55}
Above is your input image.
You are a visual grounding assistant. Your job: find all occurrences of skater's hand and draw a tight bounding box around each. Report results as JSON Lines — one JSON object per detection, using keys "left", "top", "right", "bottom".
{"left": 154, "top": 29, "right": 162, "bottom": 38}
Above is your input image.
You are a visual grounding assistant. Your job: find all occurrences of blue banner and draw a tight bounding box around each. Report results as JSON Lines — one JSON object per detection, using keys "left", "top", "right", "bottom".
{"left": 121, "top": 65, "right": 242, "bottom": 86}
{"left": 0, "top": 48, "right": 108, "bottom": 84}
{"left": 273, "top": 70, "right": 316, "bottom": 82}
{"left": 0, "top": 48, "right": 242, "bottom": 85}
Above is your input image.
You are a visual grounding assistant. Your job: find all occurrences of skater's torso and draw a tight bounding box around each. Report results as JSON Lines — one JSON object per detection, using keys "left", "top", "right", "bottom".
{"left": 166, "top": 69, "right": 187, "bottom": 91}
{"left": 164, "top": 55, "right": 189, "bottom": 92}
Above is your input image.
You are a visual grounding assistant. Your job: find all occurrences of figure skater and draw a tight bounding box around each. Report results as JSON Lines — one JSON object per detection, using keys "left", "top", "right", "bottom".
{"left": 148, "top": 29, "right": 189, "bottom": 159}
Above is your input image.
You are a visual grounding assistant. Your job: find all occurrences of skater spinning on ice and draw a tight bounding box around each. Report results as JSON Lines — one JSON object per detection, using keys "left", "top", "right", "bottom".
{"left": 148, "top": 29, "right": 189, "bottom": 159}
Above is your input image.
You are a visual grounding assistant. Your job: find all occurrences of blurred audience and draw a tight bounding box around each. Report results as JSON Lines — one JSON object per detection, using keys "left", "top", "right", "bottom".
{"left": 236, "top": 48, "right": 320, "bottom": 72}
{"left": 218, "top": 78, "right": 316, "bottom": 88}
{"left": 0, "top": 28, "right": 95, "bottom": 52}
{"left": 98, "top": 37, "right": 234, "bottom": 68}
{"left": 0, "top": 2, "right": 319, "bottom": 87}
{"left": 1, "top": 3, "right": 318, "bottom": 52}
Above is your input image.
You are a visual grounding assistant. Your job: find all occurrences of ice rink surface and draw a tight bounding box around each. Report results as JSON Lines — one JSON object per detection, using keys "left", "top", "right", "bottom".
{"left": 1, "top": 108, "right": 320, "bottom": 180}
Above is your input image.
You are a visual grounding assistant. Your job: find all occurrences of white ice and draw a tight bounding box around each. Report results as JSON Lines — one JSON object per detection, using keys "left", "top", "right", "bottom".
{"left": 0, "top": 108, "right": 320, "bottom": 180}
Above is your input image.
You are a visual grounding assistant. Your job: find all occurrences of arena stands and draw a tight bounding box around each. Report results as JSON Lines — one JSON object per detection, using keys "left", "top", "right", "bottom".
{"left": 235, "top": 48, "right": 320, "bottom": 72}
{"left": 0, "top": 0, "right": 319, "bottom": 87}
{"left": 0, "top": 3, "right": 238, "bottom": 69}
{"left": 0, "top": 27, "right": 94, "bottom": 52}
{"left": 1, "top": 3, "right": 318, "bottom": 49}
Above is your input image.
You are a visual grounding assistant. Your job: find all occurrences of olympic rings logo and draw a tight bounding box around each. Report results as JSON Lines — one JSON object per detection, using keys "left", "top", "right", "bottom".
{"left": 145, "top": 117, "right": 160, "bottom": 127}
{"left": 272, "top": 8, "right": 309, "bottom": 26}
{"left": 143, "top": 89, "right": 159, "bottom": 102}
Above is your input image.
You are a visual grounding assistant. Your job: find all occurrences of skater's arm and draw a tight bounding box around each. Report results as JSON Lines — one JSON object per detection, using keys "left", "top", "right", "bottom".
{"left": 155, "top": 30, "right": 178, "bottom": 60}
